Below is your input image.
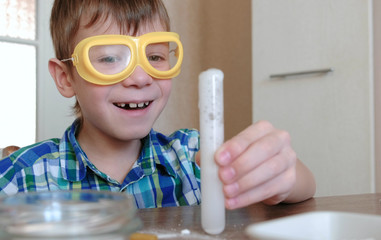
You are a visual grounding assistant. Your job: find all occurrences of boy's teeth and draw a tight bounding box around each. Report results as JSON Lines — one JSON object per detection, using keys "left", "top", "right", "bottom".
{"left": 116, "top": 102, "right": 150, "bottom": 109}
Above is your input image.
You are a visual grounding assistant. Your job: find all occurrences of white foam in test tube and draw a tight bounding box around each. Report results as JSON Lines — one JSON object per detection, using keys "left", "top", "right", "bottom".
{"left": 199, "top": 68, "right": 225, "bottom": 235}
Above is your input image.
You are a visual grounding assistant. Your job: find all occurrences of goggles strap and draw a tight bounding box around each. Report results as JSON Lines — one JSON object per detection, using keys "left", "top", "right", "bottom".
{"left": 61, "top": 57, "right": 74, "bottom": 62}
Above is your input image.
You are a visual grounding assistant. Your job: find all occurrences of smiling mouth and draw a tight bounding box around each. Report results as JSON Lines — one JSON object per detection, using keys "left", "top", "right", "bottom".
{"left": 114, "top": 101, "right": 152, "bottom": 110}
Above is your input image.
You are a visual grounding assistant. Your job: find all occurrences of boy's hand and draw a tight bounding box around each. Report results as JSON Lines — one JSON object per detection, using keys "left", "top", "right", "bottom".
{"left": 215, "top": 120, "right": 314, "bottom": 209}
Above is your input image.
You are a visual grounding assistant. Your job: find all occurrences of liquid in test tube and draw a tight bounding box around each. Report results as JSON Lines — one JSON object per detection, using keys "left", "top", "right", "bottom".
{"left": 198, "top": 68, "right": 225, "bottom": 235}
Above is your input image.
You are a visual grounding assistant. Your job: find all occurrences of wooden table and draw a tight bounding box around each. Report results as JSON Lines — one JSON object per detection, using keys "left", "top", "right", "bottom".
{"left": 136, "top": 193, "right": 381, "bottom": 239}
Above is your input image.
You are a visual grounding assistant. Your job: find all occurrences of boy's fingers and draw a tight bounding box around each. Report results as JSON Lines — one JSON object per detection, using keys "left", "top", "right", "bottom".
{"left": 225, "top": 167, "right": 296, "bottom": 209}
{"left": 215, "top": 121, "right": 276, "bottom": 166}
{"left": 223, "top": 147, "right": 296, "bottom": 197}
{"left": 218, "top": 129, "right": 292, "bottom": 185}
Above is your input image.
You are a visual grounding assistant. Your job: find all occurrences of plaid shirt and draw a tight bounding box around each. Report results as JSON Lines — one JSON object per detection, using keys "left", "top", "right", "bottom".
{"left": 0, "top": 120, "right": 201, "bottom": 208}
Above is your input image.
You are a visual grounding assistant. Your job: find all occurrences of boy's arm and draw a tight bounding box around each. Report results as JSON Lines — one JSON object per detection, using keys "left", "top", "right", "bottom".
{"left": 214, "top": 120, "right": 316, "bottom": 209}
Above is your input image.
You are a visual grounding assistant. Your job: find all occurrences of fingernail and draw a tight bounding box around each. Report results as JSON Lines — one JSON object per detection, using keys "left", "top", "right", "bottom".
{"left": 221, "top": 167, "right": 236, "bottom": 182}
{"left": 217, "top": 150, "right": 231, "bottom": 166}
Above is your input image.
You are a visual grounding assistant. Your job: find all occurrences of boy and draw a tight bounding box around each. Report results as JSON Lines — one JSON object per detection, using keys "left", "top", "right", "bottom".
{"left": 0, "top": 0, "right": 315, "bottom": 209}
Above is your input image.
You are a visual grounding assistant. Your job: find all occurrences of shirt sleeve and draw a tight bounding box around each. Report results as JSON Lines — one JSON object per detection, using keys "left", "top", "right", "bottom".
{"left": 0, "top": 156, "right": 18, "bottom": 195}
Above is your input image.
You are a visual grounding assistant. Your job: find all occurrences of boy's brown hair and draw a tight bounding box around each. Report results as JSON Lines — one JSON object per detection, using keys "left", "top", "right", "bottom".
{"left": 50, "top": 0, "right": 170, "bottom": 118}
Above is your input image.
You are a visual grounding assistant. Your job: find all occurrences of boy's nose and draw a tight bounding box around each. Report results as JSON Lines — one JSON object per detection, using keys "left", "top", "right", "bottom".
{"left": 121, "top": 65, "right": 153, "bottom": 88}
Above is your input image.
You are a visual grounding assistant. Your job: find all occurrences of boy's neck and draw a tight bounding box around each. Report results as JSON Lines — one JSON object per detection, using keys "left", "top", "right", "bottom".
{"left": 76, "top": 124, "right": 142, "bottom": 184}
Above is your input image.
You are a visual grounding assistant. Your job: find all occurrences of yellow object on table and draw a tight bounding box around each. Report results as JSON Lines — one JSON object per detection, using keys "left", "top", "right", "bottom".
{"left": 129, "top": 232, "right": 158, "bottom": 240}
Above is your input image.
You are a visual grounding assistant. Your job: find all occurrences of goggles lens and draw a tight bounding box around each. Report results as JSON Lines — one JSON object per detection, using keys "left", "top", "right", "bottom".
{"left": 146, "top": 41, "right": 180, "bottom": 72}
{"left": 88, "top": 41, "right": 179, "bottom": 76}
{"left": 89, "top": 45, "right": 131, "bottom": 75}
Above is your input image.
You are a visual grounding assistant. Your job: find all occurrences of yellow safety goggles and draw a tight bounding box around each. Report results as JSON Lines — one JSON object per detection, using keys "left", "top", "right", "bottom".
{"left": 61, "top": 32, "right": 183, "bottom": 85}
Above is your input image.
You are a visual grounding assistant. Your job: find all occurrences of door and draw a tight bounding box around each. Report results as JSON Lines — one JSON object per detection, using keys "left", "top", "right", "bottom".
{"left": 252, "top": 0, "right": 374, "bottom": 196}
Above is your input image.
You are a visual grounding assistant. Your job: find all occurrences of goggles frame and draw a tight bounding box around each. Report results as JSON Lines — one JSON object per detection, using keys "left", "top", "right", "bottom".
{"left": 65, "top": 32, "right": 183, "bottom": 85}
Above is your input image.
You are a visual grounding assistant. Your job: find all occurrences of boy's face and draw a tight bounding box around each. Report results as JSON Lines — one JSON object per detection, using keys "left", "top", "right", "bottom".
{"left": 70, "top": 16, "right": 172, "bottom": 141}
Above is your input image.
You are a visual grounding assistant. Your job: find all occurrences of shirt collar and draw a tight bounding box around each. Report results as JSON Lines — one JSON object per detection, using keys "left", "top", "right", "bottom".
{"left": 59, "top": 119, "right": 89, "bottom": 182}
{"left": 138, "top": 130, "right": 176, "bottom": 178}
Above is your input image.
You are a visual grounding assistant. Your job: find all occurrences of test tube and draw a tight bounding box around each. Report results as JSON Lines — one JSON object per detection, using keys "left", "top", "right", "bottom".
{"left": 198, "top": 68, "right": 225, "bottom": 235}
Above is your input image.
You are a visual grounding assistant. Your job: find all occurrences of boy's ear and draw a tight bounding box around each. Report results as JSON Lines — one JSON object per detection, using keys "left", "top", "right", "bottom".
{"left": 48, "top": 58, "right": 75, "bottom": 98}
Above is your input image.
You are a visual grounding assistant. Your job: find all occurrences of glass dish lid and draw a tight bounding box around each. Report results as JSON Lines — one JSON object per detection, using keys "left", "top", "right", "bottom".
{"left": 0, "top": 190, "right": 141, "bottom": 238}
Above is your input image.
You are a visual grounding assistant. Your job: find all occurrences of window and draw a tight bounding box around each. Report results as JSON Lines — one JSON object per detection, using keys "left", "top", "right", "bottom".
{"left": 0, "top": 0, "right": 36, "bottom": 147}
